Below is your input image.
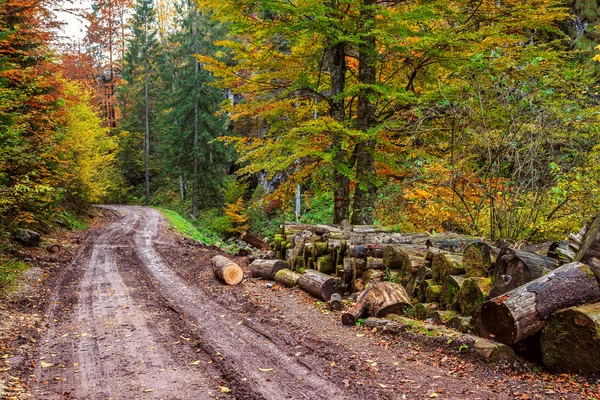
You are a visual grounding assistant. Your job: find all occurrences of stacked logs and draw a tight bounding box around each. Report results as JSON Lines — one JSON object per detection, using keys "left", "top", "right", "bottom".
{"left": 267, "top": 221, "right": 600, "bottom": 372}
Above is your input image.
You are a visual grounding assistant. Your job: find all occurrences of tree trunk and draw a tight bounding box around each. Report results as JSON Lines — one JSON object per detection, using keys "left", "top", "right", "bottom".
{"left": 431, "top": 253, "right": 465, "bottom": 283}
{"left": 490, "top": 248, "right": 559, "bottom": 297}
{"left": 473, "top": 262, "right": 600, "bottom": 345}
{"left": 212, "top": 255, "right": 243, "bottom": 285}
{"left": 458, "top": 277, "right": 491, "bottom": 316}
{"left": 462, "top": 242, "right": 499, "bottom": 277}
{"left": 297, "top": 269, "right": 345, "bottom": 301}
{"left": 575, "top": 215, "right": 600, "bottom": 282}
{"left": 241, "top": 231, "right": 270, "bottom": 250}
{"left": 329, "top": 293, "right": 343, "bottom": 311}
{"left": 191, "top": 3, "right": 200, "bottom": 218}
{"left": 342, "top": 281, "right": 411, "bottom": 325}
{"left": 541, "top": 302, "right": 600, "bottom": 373}
{"left": 350, "top": 0, "right": 378, "bottom": 225}
{"left": 143, "top": 13, "right": 150, "bottom": 207}
{"left": 275, "top": 269, "right": 301, "bottom": 287}
{"left": 282, "top": 223, "right": 341, "bottom": 236}
{"left": 250, "top": 259, "right": 290, "bottom": 280}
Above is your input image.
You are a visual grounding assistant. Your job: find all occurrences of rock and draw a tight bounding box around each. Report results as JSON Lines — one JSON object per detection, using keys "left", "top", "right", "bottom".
{"left": 265, "top": 283, "right": 274, "bottom": 288}
{"left": 12, "top": 229, "right": 41, "bottom": 247}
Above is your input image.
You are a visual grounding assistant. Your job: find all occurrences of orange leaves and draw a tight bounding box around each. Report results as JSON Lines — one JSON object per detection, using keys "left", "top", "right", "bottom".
{"left": 225, "top": 197, "right": 250, "bottom": 233}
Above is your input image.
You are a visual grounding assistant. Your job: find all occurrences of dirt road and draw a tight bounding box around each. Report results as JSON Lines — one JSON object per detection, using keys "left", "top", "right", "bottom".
{"left": 31, "top": 206, "right": 588, "bottom": 399}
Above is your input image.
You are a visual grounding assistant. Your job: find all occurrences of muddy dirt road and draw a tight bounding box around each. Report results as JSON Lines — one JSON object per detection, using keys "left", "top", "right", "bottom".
{"left": 31, "top": 206, "right": 589, "bottom": 399}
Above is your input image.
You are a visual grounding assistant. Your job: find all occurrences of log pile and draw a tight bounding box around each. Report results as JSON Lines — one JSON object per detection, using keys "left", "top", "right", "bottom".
{"left": 261, "top": 220, "right": 600, "bottom": 372}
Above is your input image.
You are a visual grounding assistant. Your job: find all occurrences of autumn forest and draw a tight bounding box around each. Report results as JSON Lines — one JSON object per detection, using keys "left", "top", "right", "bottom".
{"left": 3, "top": 0, "right": 600, "bottom": 243}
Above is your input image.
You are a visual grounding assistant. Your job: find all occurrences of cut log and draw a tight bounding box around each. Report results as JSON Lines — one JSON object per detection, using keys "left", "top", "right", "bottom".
{"left": 363, "top": 269, "right": 384, "bottom": 288}
{"left": 465, "top": 335, "right": 516, "bottom": 364}
{"left": 311, "top": 241, "right": 329, "bottom": 260}
{"left": 316, "top": 254, "right": 335, "bottom": 274}
{"left": 329, "top": 293, "right": 343, "bottom": 311}
{"left": 212, "top": 255, "right": 244, "bottom": 285}
{"left": 297, "top": 269, "right": 345, "bottom": 301}
{"left": 415, "top": 265, "right": 432, "bottom": 282}
{"left": 462, "top": 242, "right": 499, "bottom": 277}
{"left": 425, "top": 246, "right": 448, "bottom": 262}
{"left": 489, "top": 248, "right": 559, "bottom": 297}
{"left": 352, "top": 258, "right": 367, "bottom": 280}
{"left": 414, "top": 303, "right": 439, "bottom": 320}
{"left": 575, "top": 215, "right": 600, "bottom": 282}
{"left": 342, "top": 281, "right": 411, "bottom": 325}
{"left": 540, "top": 302, "right": 600, "bottom": 373}
{"left": 449, "top": 316, "right": 472, "bottom": 333}
{"left": 425, "top": 284, "right": 442, "bottom": 303}
{"left": 431, "top": 253, "right": 465, "bottom": 283}
{"left": 46, "top": 243, "right": 61, "bottom": 253}
{"left": 290, "top": 230, "right": 313, "bottom": 266}
{"left": 416, "top": 279, "right": 434, "bottom": 303}
{"left": 250, "top": 259, "right": 290, "bottom": 280}
{"left": 342, "top": 258, "right": 354, "bottom": 286}
{"left": 440, "top": 274, "right": 467, "bottom": 311}
{"left": 473, "top": 262, "right": 600, "bottom": 345}
{"left": 274, "top": 269, "right": 301, "bottom": 287}
{"left": 458, "top": 277, "right": 491, "bottom": 316}
{"left": 325, "top": 231, "right": 414, "bottom": 245}
{"left": 361, "top": 317, "right": 407, "bottom": 333}
{"left": 425, "top": 237, "right": 477, "bottom": 252}
{"left": 382, "top": 245, "right": 410, "bottom": 269}
{"left": 353, "top": 278, "right": 365, "bottom": 293}
{"left": 283, "top": 223, "right": 341, "bottom": 236}
{"left": 241, "top": 231, "right": 271, "bottom": 250}
{"left": 366, "top": 257, "right": 385, "bottom": 270}
{"left": 348, "top": 243, "right": 386, "bottom": 258}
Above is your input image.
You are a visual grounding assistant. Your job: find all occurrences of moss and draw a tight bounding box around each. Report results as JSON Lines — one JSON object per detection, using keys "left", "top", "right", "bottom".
{"left": 317, "top": 254, "right": 335, "bottom": 274}
{"left": 425, "top": 284, "right": 442, "bottom": 303}
{"left": 0, "top": 259, "right": 30, "bottom": 294}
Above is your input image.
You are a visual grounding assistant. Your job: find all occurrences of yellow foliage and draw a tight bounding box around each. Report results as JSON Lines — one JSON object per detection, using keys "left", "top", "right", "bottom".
{"left": 225, "top": 197, "right": 249, "bottom": 233}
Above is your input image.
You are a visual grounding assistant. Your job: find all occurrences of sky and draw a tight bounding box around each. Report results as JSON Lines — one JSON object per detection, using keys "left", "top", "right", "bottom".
{"left": 54, "top": 0, "right": 91, "bottom": 43}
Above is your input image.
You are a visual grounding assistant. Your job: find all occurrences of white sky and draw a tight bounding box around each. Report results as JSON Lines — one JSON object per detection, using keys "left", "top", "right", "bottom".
{"left": 54, "top": 0, "right": 91, "bottom": 43}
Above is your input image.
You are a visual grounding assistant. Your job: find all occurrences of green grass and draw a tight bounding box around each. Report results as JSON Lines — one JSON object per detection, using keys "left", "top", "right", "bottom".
{"left": 156, "top": 207, "right": 238, "bottom": 253}
{"left": 58, "top": 211, "right": 89, "bottom": 231}
{"left": 0, "top": 259, "right": 30, "bottom": 294}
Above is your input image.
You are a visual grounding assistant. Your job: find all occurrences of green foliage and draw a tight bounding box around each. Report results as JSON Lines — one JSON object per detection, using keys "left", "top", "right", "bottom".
{"left": 0, "top": 258, "right": 29, "bottom": 294}
{"left": 57, "top": 211, "right": 89, "bottom": 231}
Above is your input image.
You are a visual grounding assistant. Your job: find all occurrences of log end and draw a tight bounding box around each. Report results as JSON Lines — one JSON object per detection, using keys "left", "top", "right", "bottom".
{"left": 221, "top": 264, "right": 244, "bottom": 285}
{"left": 341, "top": 312, "right": 357, "bottom": 326}
{"left": 473, "top": 301, "right": 516, "bottom": 344}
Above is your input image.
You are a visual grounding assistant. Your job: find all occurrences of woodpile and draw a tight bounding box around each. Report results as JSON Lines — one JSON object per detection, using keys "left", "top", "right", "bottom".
{"left": 258, "top": 220, "right": 600, "bottom": 372}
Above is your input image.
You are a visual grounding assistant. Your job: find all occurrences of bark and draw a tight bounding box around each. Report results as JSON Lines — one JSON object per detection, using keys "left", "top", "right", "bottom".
{"left": 425, "top": 247, "right": 448, "bottom": 262}
{"left": 274, "top": 269, "right": 301, "bottom": 287}
{"left": 462, "top": 242, "right": 499, "bottom": 277}
{"left": 473, "top": 262, "right": 600, "bottom": 344}
{"left": 352, "top": 257, "right": 367, "bottom": 280}
{"left": 212, "top": 255, "right": 243, "bottom": 285}
{"left": 431, "top": 253, "right": 465, "bottom": 283}
{"left": 250, "top": 259, "right": 290, "bottom": 280}
{"left": 365, "top": 257, "right": 385, "bottom": 270}
{"left": 342, "top": 281, "right": 411, "bottom": 325}
{"left": 541, "top": 302, "right": 600, "bottom": 373}
{"left": 241, "top": 231, "right": 271, "bottom": 250}
{"left": 490, "top": 248, "right": 559, "bottom": 297}
{"left": 458, "top": 277, "right": 491, "bottom": 316}
{"left": 416, "top": 279, "right": 434, "bottom": 303}
{"left": 351, "top": 0, "right": 378, "bottom": 225}
{"left": 348, "top": 243, "right": 387, "bottom": 258}
{"left": 297, "top": 269, "right": 345, "bottom": 301}
{"left": 575, "top": 215, "right": 600, "bottom": 282}
{"left": 342, "top": 257, "right": 354, "bottom": 286}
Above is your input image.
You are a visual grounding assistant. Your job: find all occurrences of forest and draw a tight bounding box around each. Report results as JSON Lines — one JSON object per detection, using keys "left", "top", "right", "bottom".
{"left": 3, "top": 0, "right": 600, "bottom": 243}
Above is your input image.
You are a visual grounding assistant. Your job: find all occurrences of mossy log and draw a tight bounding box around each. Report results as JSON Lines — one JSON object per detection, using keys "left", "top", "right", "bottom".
{"left": 431, "top": 253, "right": 465, "bottom": 283}
{"left": 449, "top": 316, "right": 472, "bottom": 333}
{"left": 352, "top": 257, "right": 367, "bottom": 280}
{"left": 382, "top": 245, "right": 410, "bottom": 269}
{"left": 415, "top": 265, "right": 432, "bottom": 282}
{"left": 212, "top": 255, "right": 244, "bottom": 285}
{"left": 325, "top": 231, "right": 413, "bottom": 245}
{"left": 440, "top": 274, "right": 467, "bottom": 311}
{"left": 366, "top": 257, "right": 385, "bottom": 270}
{"left": 316, "top": 254, "right": 335, "bottom": 274}
{"left": 425, "top": 247, "right": 448, "bottom": 262}
{"left": 466, "top": 335, "right": 516, "bottom": 364}
{"left": 348, "top": 243, "right": 386, "bottom": 258}
{"left": 575, "top": 215, "right": 600, "bottom": 282}
{"left": 297, "top": 269, "right": 345, "bottom": 301}
{"left": 290, "top": 230, "right": 313, "bottom": 266}
{"left": 462, "top": 242, "right": 499, "bottom": 277}
{"left": 433, "top": 310, "right": 458, "bottom": 326}
{"left": 489, "top": 248, "right": 559, "bottom": 297}
{"left": 473, "top": 262, "right": 600, "bottom": 345}
{"left": 541, "top": 302, "right": 600, "bottom": 373}
{"left": 250, "top": 259, "right": 290, "bottom": 280}
{"left": 342, "top": 281, "right": 411, "bottom": 325}
{"left": 414, "top": 302, "right": 439, "bottom": 320}
{"left": 425, "top": 283, "right": 442, "bottom": 303}
{"left": 311, "top": 240, "right": 329, "bottom": 260}
{"left": 458, "top": 277, "right": 491, "bottom": 316}
{"left": 417, "top": 279, "right": 434, "bottom": 303}
{"left": 274, "top": 269, "right": 301, "bottom": 287}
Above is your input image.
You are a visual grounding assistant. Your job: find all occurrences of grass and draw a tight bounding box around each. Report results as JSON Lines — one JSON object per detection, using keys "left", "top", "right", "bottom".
{"left": 58, "top": 211, "right": 89, "bottom": 231}
{"left": 0, "top": 259, "right": 30, "bottom": 294}
{"left": 156, "top": 207, "right": 238, "bottom": 253}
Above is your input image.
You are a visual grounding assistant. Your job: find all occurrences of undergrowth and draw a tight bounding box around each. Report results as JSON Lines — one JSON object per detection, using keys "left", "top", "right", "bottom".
{"left": 0, "top": 259, "right": 29, "bottom": 294}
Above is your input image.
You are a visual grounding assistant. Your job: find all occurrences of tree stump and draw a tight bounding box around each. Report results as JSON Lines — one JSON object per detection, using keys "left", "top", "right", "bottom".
{"left": 540, "top": 302, "right": 600, "bottom": 373}
{"left": 274, "top": 269, "right": 301, "bottom": 287}
{"left": 297, "top": 269, "right": 345, "bottom": 301}
{"left": 212, "top": 255, "right": 244, "bottom": 285}
{"left": 489, "top": 248, "right": 559, "bottom": 297}
{"left": 458, "top": 277, "right": 491, "bottom": 316}
{"left": 473, "top": 262, "right": 600, "bottom": 344}
{"left": 431, "top": 253, "right": 465, "bottom": 283}
{"left": 462, "top": 242, "right": 499, "bottom": 277}
{"left": 250, "top": 259, "right": 290, "bottom": 280}
{"left": 342, "top": 281, "right": 411, "bottom": 325}
{"left": 329, "top": 293, "right": 343, "bottom": 311}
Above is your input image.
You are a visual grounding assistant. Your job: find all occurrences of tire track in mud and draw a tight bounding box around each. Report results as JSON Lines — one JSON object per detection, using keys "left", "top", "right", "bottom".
{"left": 128, "top": 207, "right": 362, "bottom": 400}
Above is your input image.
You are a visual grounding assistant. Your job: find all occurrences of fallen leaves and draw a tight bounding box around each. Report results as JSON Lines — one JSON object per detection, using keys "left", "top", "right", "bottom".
{"left": 219, "top": 386, "right": 231, "bottom": 393}
{"left": 258, "top": 368, "right": 272, "bottom": 372}
{"left": 40, "top": 361, "right": 53, "bottom": 368}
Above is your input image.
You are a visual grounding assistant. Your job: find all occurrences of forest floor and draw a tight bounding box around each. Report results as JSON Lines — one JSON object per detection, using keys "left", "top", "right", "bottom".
{"left": 0, "top": 206, "right": 598, "bottom": 399}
